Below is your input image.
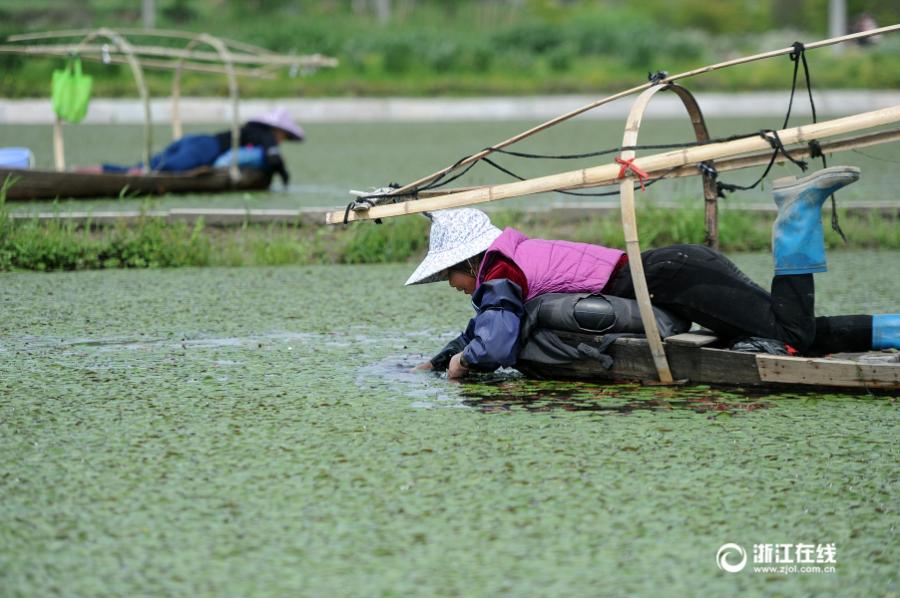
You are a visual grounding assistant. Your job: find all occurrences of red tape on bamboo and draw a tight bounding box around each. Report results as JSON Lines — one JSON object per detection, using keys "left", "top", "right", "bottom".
{"left": 614, "top": 157, "right": 651, "bottom": 191}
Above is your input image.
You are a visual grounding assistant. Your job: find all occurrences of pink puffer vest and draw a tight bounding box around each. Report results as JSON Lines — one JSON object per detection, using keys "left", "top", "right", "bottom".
{"left": 476, "top": 228, "right": 625, "bottom": 300}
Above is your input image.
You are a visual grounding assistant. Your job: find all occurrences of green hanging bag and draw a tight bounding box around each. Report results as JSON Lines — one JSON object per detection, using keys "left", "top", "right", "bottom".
{"left": 51, "top": 57, "right": 93, "bottom": 123}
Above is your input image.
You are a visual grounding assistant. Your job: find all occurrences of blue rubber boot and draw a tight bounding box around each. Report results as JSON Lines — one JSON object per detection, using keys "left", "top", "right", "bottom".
{"left": 771, "top": 166, "right": 860, "bottom": 275}
{"left": 872, "top": 314, "right": 900, "bottom": 350}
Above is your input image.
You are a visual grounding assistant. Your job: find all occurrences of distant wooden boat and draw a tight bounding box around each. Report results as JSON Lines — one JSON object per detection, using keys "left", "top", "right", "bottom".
{"left": 0, "top": 166, "right": 272, "bottom": 200}
{"left": 516, "top": 331, "right": 900, "bottom": 393}
{"left": 0, "top": 28, "right": 336, "bottom": 186}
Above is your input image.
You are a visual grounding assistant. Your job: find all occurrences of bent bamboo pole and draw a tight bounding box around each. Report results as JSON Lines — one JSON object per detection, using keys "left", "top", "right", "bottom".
{"left": 395, "top": 127, "right": 900, "bottom": 199}
{"left": 0, "top": 47, "right": 274, "bottom": 78}
{"left": 75, "top": 28, "right": 152, "bottom": 170}
{"left": 509, "top": 127, "right": 900, "bottom": 194}
{"left": 524, "top": 127, "right": 900, "bottom": 194}
{"left": 9, "top": 28, "right": 273, "bottom": 56}
{"left": 326, "top": 105, "right": 900, "bottom": 224}
{"left": 617, "top": 85, "right": 676, "bottom": 383}
{"left": 0, "top": 42, "right": 337, "bottom": 68}
{"left": 667, "top": 127, "right": 900, "bottom": 181}
{"left": 379, "top": 24, "right": 900, "bottom": 199}
{"left": 172, "top": 33, "right": 241, "bottom": 181}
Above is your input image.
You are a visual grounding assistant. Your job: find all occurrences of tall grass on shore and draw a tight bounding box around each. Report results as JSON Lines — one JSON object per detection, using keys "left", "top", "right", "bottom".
{"left": 0, "top": 183, "right": 211, "bottom": 270}
{"left": 1, "top": 189, "right": 897, "bottom": 272}
{"left": 1, "top": 3, "right": 898, "bottom": 98}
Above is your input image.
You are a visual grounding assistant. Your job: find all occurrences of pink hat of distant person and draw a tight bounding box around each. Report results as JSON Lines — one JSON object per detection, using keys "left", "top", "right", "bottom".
{"left": 249, "top": 107, "right": 305, "bottom": 141}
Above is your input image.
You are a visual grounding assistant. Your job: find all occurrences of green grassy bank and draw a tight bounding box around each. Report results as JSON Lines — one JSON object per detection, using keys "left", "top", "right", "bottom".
{"left": 2, "top": 196, "right": 898, "bottom": 272}
{"left": 1, "top": 2, "right": 899, "bottom": 97}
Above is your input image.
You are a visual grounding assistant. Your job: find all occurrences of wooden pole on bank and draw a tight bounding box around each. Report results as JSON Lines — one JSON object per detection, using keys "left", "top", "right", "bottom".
{"left": 326, "top": 105, "right": 900, "bottom": 224}
{"left": 52, "top": 116, "right": 65, "bottom": 171}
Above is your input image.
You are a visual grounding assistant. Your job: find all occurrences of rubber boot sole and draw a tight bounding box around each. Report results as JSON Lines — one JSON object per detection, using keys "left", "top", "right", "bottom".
{"left": 772, "top": 165, "right": 860, "bottom": 192}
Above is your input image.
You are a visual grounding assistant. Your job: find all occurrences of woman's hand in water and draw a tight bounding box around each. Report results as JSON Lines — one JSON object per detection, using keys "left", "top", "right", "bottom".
{"left": 410, "top": 361, "right": 434, "bottom": 373}
{"left": 448, "top": 352, "right": 469, "bottom": 380}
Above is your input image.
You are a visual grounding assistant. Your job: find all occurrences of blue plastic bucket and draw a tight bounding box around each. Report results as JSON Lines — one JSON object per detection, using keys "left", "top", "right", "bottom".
{"left": 0, "top": 147, "right": 35, "bottom": 169}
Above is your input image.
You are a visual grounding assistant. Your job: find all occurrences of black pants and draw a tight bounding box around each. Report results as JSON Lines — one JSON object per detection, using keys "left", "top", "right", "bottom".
{"left": 603, "top": 244, "right": 872, "bottom": 354}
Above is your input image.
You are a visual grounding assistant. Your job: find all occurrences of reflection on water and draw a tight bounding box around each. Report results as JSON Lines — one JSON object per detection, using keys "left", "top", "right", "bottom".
{"left": 458, "top": 376, "right": 771, "bottom": 415}
{"left": 365, "top": 355, "right": 772, "bottom": 415}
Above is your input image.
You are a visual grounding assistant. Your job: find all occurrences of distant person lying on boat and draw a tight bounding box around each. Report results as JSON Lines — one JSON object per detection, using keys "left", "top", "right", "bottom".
{"left": 407, "top": 167, "right": 900, "bottom": 379}
{"left": 81, "top": 107, "right": 303, "bottom": 186}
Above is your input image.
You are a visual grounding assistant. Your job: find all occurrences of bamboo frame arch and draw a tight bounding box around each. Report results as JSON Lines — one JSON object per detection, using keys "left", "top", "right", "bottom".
{"left": 171, "top": 33, "right": 241, "bottom": 182}
{"left": 617, "top": 83, "right": 717, "bottom": 384}
{"left": 4, "top": 28, "right": 337, "bottom": 176}
{"left": 54, "top": 28, "right": 153, "bottom": 171}
{"left": 379, "top": 24, "right": 899, "bottom": 200}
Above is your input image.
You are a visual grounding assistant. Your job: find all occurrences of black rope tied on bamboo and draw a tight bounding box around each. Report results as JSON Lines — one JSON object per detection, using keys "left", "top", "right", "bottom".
{"left": 360, "top": 43, "right": 825, "bottom": 208}
{"left": 648, "top": 70, "right": 668, "bottom": 85}
{"left": 484, "top": 131, "right": 762, "bottom": 162}
{"left": 351, "top": 42, "right": 848, "bottom": 228}
{"left": 697, "top": 162, "right": 717, "bottom": 178}
{"left": 715, "top": 42, "right": 808, "bottom": 198}
{"left": 361, "top": 124, "right": 765, "bottom": 205}
{"left": 792, "top": 41, "right": 846, "bottom": 241}
{"left": 481, "top": 155, "right": 681, "bottom": 197}
{"left": 808, "top": 139, "right": 823, "bottom": 159}
{"left": 715, "top": 129, "right": 808, "bottom": 198}
{"left": 764, "top": 129, "right": 808, "bottom": 170}
{"left": 350, "top": 121, "right": 795, "bottom": 208}
{"left": 716, "top": 41, "right": 846, "bottom": 240}
{"left": 342, "top": 182, "right": 401, "bottom": 224}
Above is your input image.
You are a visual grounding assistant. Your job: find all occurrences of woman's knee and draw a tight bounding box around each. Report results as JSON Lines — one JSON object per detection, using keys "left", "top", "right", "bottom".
{"left": 781, "top": 320, "right": 817, "bottom": 353}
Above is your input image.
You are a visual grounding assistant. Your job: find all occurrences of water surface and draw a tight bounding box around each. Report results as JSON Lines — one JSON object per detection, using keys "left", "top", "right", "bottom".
{"left": 3, "top": 118, "right": 897, "bottom": 215}
{"left": 1, "top": 252, "right": 897, "bottom": 595}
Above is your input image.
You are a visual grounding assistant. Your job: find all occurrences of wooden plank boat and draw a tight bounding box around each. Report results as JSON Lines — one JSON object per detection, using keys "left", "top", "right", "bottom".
{"left": 0, "top": 166, "right": 272, "bottom": 200}
{"left": 324, "top": 29, "right": 899, "bottom": 391}
{"left": 516, "top": 331, "right": 900, "bottom": 393}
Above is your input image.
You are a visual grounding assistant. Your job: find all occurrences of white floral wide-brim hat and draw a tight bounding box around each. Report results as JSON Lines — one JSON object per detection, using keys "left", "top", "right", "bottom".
{"left": 405, "top": 208, "right": 502, "bottom": 285}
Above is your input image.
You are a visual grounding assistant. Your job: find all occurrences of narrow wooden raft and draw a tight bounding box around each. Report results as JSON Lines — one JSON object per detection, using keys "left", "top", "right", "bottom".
{"left": 322, "top": 29, "right": 900, "bottom": 391}
{"left": 515, "top": 332, "right": 900, "bottom": 392}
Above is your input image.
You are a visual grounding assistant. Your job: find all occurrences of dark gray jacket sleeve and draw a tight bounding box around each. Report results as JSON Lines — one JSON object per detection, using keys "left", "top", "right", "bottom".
{"left": 429, "top": 333, "right": 469, "bottom": 371}
{"left": 460, "top": 279, "right": 525, "bottom": 371}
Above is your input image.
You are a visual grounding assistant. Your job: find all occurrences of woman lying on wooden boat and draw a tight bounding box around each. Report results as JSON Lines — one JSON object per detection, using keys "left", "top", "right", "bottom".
{"left": 408, "top": 166, "right": 900, "bottom": 379}
{"left": 79, "top": 107, "right": 303, "bottom": 186}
